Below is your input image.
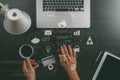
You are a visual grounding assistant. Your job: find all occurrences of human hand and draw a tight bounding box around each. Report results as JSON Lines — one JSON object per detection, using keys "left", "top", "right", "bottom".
{"left": 59, "top": 44, "right": 77, "bottom": 72}
{"left": 22, "top": 59, "right": 39, "bottom": 80}
{"left": 59, "top": 44, "right": 80, "bottom": 80}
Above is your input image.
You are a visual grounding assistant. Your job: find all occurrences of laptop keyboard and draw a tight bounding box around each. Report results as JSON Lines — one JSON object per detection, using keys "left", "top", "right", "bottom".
{"left": 43, "top": 0, "right": 84, "bottom": 11}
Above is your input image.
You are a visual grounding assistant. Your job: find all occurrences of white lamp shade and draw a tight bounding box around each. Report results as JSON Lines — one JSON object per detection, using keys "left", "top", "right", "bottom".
{"left": 3, "top": 8, "right": 31, "bottom": 35}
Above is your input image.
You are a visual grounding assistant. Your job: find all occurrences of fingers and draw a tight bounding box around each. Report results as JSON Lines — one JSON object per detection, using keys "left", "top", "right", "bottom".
{"left": 73, "top": 48, "right": 77, "bottom": 64}
{"left": 63, "top": 45, "right": 69, "bottom": 57}
{"left": 59, "top": 55, "right": 65, "bottom": 62}
{"left": 58, "top": 45, "right": 78, "bottom": 71}
{"left": 73, "top": 49, "right": 76, "bottom": 60}
{"left": 59, "top": 45, "right": 67, "bottom": 62}
{"left": 59, "top": 45, "right": 75, "bottom": 65}
{"left": 60, "top": 44, "right": 74, "bottom": 57}
{"left": 26, "top": 59, "right": 33, "bottom": 69}
{"left": 60, "top": 45, "right": 64, "bottom": 55}
{"left": 31, "top": 60, "right": 39, "bottom": 69}
{"left": 29, "top": 59, "right": 39, "bottom": 69}
{"left": 59, "top": 45, "right": 69, "bottom": 64}
{"left": 68, "top": 45, "right": 73, "bottom": 57}
{"left": 23, "top": 60, "right": 27, "bottom": 72}
{"left": 61, "top": 44, "right": 74, "bottom": 60}
{"left": 23, "top": 59, "right": 39, "bottom": 70}
{"left": 33, "top": 64, "right": 39, "bottom": 69}
{"left": 73, "top": 48, "right": 76, "bottom": 58}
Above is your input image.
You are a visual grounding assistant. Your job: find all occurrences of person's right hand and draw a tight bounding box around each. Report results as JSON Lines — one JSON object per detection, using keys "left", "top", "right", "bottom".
{"left": 59, "top": 44, "right": 76, "bottom": 72}
{"left": 22, "top": 59, "right": 39, "bottom": 80}
{"left": 59, "top": 44, "right": 80, "bottom": 80}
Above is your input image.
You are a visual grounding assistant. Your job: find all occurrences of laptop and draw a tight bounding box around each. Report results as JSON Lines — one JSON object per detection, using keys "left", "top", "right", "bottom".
{"left": 92, "top": 51, "right": 120, "bottom": 80}
{"left": 36, "top": 0, "right": 90, "bottom": 28}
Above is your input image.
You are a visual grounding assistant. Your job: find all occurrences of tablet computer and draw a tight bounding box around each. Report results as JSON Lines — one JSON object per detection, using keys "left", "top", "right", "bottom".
{"left": 92, "top": 51, "right": 120, "bottom": 80}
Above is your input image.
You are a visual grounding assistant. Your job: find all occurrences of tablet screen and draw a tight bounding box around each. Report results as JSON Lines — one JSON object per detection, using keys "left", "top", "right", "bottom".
{"left": 92, "top": 52, "right": 120, "bottom": 80}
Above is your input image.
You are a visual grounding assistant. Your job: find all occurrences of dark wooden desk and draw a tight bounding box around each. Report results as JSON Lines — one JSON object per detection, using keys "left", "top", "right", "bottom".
{"left": 0, "top": 0, "right": 120, "bottom": 80}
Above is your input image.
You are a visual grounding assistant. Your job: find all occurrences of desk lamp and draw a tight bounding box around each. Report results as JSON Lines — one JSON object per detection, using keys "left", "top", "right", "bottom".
{"left": 0, "top": 2, "right": 31, "bottom": 35}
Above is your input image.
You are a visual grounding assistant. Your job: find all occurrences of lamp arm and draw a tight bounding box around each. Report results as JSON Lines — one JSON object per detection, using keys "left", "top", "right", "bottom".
{"left": 0, "top": 2, "right": 9, "bottom": 14}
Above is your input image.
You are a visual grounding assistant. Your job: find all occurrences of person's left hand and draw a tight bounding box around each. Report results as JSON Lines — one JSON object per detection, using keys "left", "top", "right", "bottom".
{"left": 23, "top": 59, "right": 39, "bottom": 80}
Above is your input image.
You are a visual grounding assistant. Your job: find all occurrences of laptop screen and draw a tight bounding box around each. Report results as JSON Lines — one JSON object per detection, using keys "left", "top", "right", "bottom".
{"left": 92, "top": 52, "right": 120, "bottom": 80}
